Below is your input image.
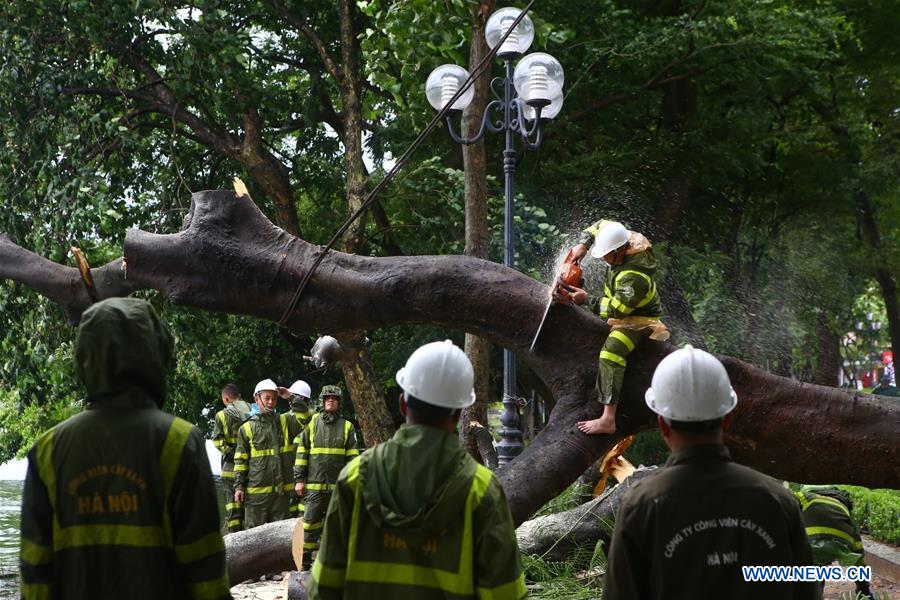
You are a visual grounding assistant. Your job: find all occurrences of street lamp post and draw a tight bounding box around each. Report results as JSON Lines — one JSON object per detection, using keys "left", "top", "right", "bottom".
{"left": 425, "top": 8, "right": 564, "bottom": 466}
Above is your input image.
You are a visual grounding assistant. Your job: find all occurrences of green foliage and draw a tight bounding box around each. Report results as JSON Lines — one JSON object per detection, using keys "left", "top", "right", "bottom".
{"left": 624, "top": 430, "right": 669, "bottom": 467}
{"left": 533, "top": 481, "right": 593, "bottom": 519}
{"left": 523, "top": 537, "right": 606, "bottom": 599}
{"left": 0, "top": 0, "right": 898, "bottom": 458}
{"left": 838, "top": 486, "right": 900, "bottom": 545}
{"left": 0, "top": 385, "right": 80, "bottom": 461}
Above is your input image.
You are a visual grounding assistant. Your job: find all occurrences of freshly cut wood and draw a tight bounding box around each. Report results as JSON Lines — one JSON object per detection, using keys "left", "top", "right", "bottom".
{"left": 225, "top": 519, "right": 299, "bottom": 585}
{"left": 291, "top": 519, "right": 305, "bottom": 571}
{"left": 592, "top": 436, "right": 635, "bottom": 497}
{"left": 516, "top": 467, "right": 657, "bottom": 562}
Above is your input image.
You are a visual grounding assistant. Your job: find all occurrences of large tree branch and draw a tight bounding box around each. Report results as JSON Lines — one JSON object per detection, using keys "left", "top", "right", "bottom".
{"left": 115, "top": 46, "right": 242, "bottom": 158}
{"left": 0, "top": 235, "right": 138, "bottom": 324}
{"left": 3, "top": 191, "right": 898, "bottom": 525}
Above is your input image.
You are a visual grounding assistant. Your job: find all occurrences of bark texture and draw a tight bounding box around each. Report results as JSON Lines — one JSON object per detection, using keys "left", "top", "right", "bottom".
{"left": 857, "top": 189, "right": 900, "bottom": 359}
{"left": 516, "top": 468, "right": 657, "bottom": 561}
{"left": 2, "top": 191, "right": 899, "bottom": 527}
{"left": 813, "top": 311, "right": 841, "bottom": 387}
{"left": 225, "top": 518, "right": 300, "bottom": 585}
{"left": 336, "top": 334, "right": 396, "bottom": 446}
{"left": 459, "top": 0, "right": 496, "bottom": 462}
{"left": 0, "top": 235, "right": 139, "bottom": 324}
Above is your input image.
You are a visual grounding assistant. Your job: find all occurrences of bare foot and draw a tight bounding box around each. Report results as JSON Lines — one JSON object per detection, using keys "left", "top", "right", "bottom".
{"left": 577, "top": 417, "right": 616, "bottom": 435}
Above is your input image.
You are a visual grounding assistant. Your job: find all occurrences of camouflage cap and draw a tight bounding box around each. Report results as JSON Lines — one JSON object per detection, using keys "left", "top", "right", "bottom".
{"left": 319, "top": 385, "right": 343, "bottom": 402}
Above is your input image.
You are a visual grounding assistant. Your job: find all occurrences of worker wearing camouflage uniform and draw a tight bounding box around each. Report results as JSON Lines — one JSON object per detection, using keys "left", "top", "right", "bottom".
{"left": 19, "top": 298, "right": 230, "bottom": 600}
{"left": 234, "top": 379, "right": 302, "bottom": 529}
{"left": 212, "top": 383, "right": 252, "bottom": 532}
{"left": 568, "top": 219, "right": 669, "bottom": 435}
{"left": 279, "top": 380, "right": 313, "bottom": 518}
{"left": 308, "top": 340, "right": 525, "bottom": 600}
{"left": 794, "top": 486, "right": 874, "bottom": 600}
{"left": 294, "top": 385, "right": 358, "bottom": 566}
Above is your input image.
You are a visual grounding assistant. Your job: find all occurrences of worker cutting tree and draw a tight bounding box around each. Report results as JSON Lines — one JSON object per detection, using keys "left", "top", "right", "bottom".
{"left": 563, "top": 219, "right": 670, "bottom": 435}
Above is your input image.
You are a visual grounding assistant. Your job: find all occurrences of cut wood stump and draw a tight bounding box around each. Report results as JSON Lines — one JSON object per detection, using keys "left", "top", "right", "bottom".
{"left": 225, "top": 519, "right": 302, "bottom": 585}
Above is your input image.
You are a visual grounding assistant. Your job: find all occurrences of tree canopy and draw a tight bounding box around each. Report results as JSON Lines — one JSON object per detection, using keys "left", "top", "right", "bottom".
{"left": 0, "top": 0, "right": 898, "bottom": 464}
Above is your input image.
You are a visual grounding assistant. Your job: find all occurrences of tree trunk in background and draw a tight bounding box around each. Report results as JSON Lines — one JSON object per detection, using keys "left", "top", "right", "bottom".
{"left": 337, "top": 0, "right": 369, "bottom": 255}
{"left": 331, "top": 0, "right": 395, "bottom": 446}
{"left": 3, "top": 192, "right": 899, "bottom": 526}
{"left": 460, "top": 0, "right": 496, "bottom": 462}
{"left": 658, "top": 261, "right": 707, "bottom": 350}
{"left": 857, "top": 190, "right": 900, "bottom": 357}
{"left": 651, "top": 26, "right": 707, "bottom": 348}
{"left": 813, "top": 310, "right": 840, "bottom": 386}
{"left": 335, "top": 333, "right": 396, "bottom": 446}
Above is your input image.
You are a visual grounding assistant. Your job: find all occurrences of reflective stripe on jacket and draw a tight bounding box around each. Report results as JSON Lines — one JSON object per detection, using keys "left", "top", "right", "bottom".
{"left": 211, "top": 400, "right": 252, "bottom": 480}
{"left": 578, "top": 220, "right": 662, "bottom": 320}
{"left": 293, "top": 413, "right": 358, "bottom": 489}
{"left": 794, "top": 490, "right": 864, "bottom": 566}
{"left": 19, "top": 396, "right": 229, "bottom": 600}
{"left": 234, "top": 412, "right": 300, "bottom": 496}
{"left": 309, "top": 455, "right": 527, "bottom": 599}
{"left": 598, "top": 264, "right": 661, "bottom": 319}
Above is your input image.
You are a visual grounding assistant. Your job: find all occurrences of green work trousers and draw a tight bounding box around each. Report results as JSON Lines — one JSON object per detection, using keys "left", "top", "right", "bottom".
{"left": 290, "top": 496, "right": 304, "bottom": 519}
{"left": 598, "top": 327, "right": 651, "bottom": 405}
{"left": 221, "top": 466, "right": 243, "bottom": 533}
{"left": 243, "top": 493, "right": 291, "bottom": 530}
{"left": 302, "top": 490, "right": 332, "bottom": 566}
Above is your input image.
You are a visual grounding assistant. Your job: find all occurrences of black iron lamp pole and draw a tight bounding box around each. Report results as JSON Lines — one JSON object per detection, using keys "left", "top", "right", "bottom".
{"left": 426, "top": 7, "right": 563, "bottom": 466}
{"left": 444, "top": 59, "right": 549, "bottom": 466}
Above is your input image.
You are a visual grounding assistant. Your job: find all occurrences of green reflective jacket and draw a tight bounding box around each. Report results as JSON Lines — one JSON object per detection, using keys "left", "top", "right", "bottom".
{"left": 19, "top": 298, "right": 229, "bottom": 600}
{"left": 794, "top": 489, "right": 865, "bottom": 567}
{"left": 293, "top": 412, "right": 358, "bottom": 492}
{"left": 233, "top": 411, "right": 300, "bottom": 498}
{"left": 580, "top": 221, "right": 662, "bottom": 319}
{"left": 308, "top": 425, "right": 526, "bottom": 600}
{"left": 212, "top": 400, "right": 252, "bottom": 478}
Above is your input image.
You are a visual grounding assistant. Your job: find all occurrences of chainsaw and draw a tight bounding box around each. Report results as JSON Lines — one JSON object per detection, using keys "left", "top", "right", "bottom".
{"left": 529, "top": 249, "right": 583, "bottom": 352}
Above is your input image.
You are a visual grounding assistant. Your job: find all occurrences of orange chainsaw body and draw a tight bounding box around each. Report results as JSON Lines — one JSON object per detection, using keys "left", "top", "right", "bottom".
{"left": 553, "top": 249, "right": 583, "bottom": 302}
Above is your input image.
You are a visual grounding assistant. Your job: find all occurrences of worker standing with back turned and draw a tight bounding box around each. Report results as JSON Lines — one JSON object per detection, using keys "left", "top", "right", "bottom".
{"left": 566, "top": 219, "right": 669, "bottom": 435}
{"left": 603, "top": 345, "right": 815, "bottom": 600}
{"left": 19, "top": 297, "right": 230, "bottom": 599}
{"left": 307, "top": 340, "right": 525, "bottom": 599}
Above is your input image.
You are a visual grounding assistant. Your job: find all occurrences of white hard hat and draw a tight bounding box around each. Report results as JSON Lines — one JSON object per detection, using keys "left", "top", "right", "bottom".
{"left": 590, "top": 220, "right": 630, "bottom": 258}
{"left": 645, "top": 345, "right": 738, "bottom": 421}
{"left": 288, "top": 380, "right": 311, "bottom": 398}
{"left": 254, "top": 379, "right": 278, "bottom": 396}
{"left": 396, "top": 340, "right": 475, "bottom": 409}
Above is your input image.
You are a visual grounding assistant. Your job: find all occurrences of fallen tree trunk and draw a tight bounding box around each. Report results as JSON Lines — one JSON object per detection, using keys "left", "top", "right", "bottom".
{"left": 225, "top": 519, "right": 300, "bottom": 585}
{"left": 516, "top": 468, "right": 657, "bottom": 561}
{"left": 2, "top": 191, "right": 899, "bottom": 526}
